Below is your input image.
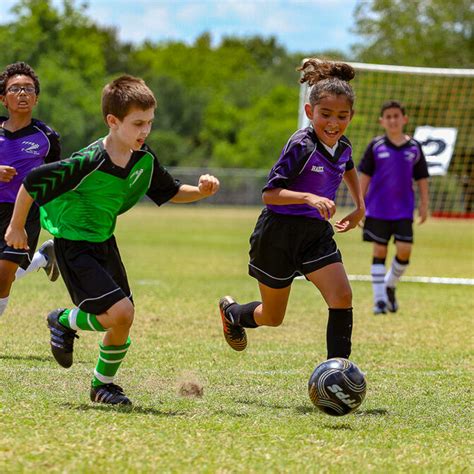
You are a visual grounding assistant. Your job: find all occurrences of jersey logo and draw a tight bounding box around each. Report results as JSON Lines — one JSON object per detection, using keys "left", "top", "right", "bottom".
{"left": 311, "top": 165, "right": 324, "bottom": 173}
{"left": 377, "top": 151, "right": 390, "bottom": 159}
{"left": 129, "top": 168, "right": 144, "bottom": 187}
{"left": 21, "top": 141, "right": 40, "bottom": 155}
{"left": 404, "top": 151, "right": 416, "bottom": 161}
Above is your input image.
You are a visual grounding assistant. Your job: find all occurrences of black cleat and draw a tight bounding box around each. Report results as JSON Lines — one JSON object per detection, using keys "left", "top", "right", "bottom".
{"left": 47, "top": 308, "right": 78, "bottom": 368}
{"left": 386, "top": 287, "right": 398, "bottom": 313}
{"left": 38, "top": 239, "right": 60, "bottom": 282}
{"left": 218, "top": 296, "right": 247, "bottom": 351}
{"left": 90, "top": 383, "right": 132, "bottom": 405}
{"left": 373, "top": 300, "right": 387, "bottom": 315}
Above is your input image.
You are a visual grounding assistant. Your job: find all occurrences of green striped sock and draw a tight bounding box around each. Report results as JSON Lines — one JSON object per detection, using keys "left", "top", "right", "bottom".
{"left": 92, "top": 337, "right": 131, "bottom": 388}
{"left": 59, "top": 308, "right": 105, "bottom": 331}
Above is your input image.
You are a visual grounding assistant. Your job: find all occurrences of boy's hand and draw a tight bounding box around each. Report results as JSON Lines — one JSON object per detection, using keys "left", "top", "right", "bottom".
{"left": 5, "top": 225, "right": 29, "bottom": 250}
{"left": 0, "top": 166, "right": 17, "bottom": 182}
{"left": 198, "top": 174, "right": 220, "bottom": 196}
{"left": 417, "top": 203, "right": 428, "bottom": 224}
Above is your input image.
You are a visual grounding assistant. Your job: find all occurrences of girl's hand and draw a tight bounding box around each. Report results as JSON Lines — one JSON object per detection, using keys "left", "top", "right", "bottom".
{"left": 334, "top": 208, "right": 365, "bottom": 233}
{"left": 5, "top": 224, "right": 29, "bottom": 250}
{"left": 198, "top": 174, "right": 220, "bottom": 196}
{"left": 306, "top": 194, "right": 336, "bottom": 220}
{"left": 0, "top": 166, "right": 17, "bottom": 183}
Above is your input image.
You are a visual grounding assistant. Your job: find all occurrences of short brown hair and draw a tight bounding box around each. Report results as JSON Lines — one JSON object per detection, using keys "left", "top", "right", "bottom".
{"left": 101, "top": 75, "right": 156, "bottom": 122}
{"left": 0, "top": 62, "right": 40, "bottom": 96}
{"left": 380, "top": 100, "right": 406, "bottom": 116}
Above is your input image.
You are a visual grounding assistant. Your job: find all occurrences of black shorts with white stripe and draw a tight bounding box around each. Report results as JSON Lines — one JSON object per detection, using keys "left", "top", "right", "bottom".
{"left": 363, "top": 217, "right": 414, "bottom": 245}
{"left": 0, "top": 202, "right": 41, "bottom": 269}
{"left": 248, "top": 208, "right": 343, "bottom": 289}
{"left": 54, "top": 235, "right": 133, "bottom": 315}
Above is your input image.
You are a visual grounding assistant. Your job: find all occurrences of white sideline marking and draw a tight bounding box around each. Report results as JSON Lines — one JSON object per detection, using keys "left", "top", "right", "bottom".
{"left": 296, "top": 275, "right": 474, "bottom": 285}
{"left": 136, "top": 276, "right": 474, "bottom": 286}
{"left": 348, "top": 274, "right": 474, "bottom": 286}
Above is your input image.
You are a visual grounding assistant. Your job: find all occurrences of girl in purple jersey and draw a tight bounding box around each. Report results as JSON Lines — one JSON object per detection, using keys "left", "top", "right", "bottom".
{"left": 358, "top": 100, "right": 429, "bottom": 315}
{"left": 0, "top": 62, "right": 61, "bottom": 318}
{"left": 218, "top": 58, "right": 365, "bottom": 360}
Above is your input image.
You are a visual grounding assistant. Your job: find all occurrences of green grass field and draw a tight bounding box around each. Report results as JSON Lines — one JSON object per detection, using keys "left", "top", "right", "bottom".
{"left": 1, "top": 205, "right": 472, "bottom": 473}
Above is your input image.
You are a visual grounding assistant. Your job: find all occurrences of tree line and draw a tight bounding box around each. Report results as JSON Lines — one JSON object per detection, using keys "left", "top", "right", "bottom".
{"left": 1, "top": 0, "right": 472, "bottom": 166}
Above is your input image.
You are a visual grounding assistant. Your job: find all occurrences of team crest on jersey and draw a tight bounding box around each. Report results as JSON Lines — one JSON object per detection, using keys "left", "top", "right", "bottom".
{"left": 311, "top": 165, "right": 324, "bottom": 173}
{"left": 404, "top": 151, "right": 416, "bottom": 161}
{"left": 129, "top": 168, "right": 144, "bottom": 186}
{"left": 21, "top": 141, "right": 40, "bottom": 155}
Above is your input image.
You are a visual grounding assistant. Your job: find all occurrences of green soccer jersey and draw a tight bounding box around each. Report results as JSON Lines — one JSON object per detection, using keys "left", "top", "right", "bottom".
{"left": 23, "top": 139, "right": 180, "bottom": 242}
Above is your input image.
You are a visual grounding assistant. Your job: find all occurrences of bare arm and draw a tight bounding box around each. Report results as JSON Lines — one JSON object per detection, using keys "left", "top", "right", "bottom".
{"left": 262, "top": 187, "right": 336, "bottom": 220}
{"left": 334, "top": 168, "right": 365, "bottom": 233}
{"left": 170, "top": 174, "right": 220, "bottom": 203}
{"left": 416, "top": 178, "right": 429, "bottom": 224}
{"left": 358, "top": 172, "right": 371, "bottom": 199}
{"left": 5, "top": 185, "right": 34, "bottom": 249}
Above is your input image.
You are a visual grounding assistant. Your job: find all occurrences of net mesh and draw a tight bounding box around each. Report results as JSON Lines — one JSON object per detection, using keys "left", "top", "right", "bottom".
{"left": 299, "top": 63, "right": 474, "bottom": 216}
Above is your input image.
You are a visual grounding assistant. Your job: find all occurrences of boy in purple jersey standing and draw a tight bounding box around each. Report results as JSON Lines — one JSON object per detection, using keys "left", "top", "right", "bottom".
{"left": 218, "top": 58, "right": 365, "bottom": 360}
{"left": 0, "top": 62, "right": 60, "bottom": 318}
{"left": 358, "top": 100, "right": 429, "bottom": 315}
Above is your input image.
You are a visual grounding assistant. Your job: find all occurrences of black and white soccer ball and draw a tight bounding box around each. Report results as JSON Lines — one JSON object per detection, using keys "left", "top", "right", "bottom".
{"left": 308, "top": 358, "right": 367, "bottom": 416}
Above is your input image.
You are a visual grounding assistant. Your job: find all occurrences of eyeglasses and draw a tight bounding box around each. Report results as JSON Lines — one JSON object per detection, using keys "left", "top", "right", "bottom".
{"left": 6, "top": 85, "right": 36, "bottom": 95}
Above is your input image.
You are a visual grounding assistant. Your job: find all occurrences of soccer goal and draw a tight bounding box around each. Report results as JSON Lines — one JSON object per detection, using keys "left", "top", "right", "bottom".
{"left": 298, "top": 62, "right": 474, "bottom": 217}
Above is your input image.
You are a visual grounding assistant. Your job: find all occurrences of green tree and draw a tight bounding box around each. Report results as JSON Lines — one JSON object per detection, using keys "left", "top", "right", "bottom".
{"left": 352, "top": 0, "right": 474, "bottom": 67}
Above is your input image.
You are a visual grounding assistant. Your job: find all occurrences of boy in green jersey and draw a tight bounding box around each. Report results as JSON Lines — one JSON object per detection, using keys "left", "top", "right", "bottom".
{"left": 5, "top": 75, "right": 220, "bottom": 405}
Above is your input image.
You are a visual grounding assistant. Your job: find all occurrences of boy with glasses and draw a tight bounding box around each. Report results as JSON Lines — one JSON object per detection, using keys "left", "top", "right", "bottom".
{"left": 0, "top": 62, "right": 60, "bottom": 319}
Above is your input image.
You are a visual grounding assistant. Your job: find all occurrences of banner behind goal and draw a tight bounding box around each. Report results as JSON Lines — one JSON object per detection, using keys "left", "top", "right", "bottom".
{"left": 298, "top": 62, "right": 474, "bottom": 217}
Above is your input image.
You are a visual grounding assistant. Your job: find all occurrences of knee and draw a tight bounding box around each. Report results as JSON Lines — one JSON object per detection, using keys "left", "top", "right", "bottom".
{"left": 331, "top": 287, "right": 352, "bottom": 308}
{"left": 0, "top": 272, "right": 15, "bottom": 296}
{"left": 109, "top": 300, "right": 135, "bottom": 328}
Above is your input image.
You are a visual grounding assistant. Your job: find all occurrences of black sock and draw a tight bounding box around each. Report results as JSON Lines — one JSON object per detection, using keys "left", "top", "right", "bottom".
{"left": 326, "top": 308, "right": 353, "bottom": 359}
{"left": 372, "top": 257, "right": 386, "bottom": 265}
{"left": 229, "top": 301, "right": 260, "bottom": 328}
{"left": 395, "top": 256, "right": 409, "bottom": 265}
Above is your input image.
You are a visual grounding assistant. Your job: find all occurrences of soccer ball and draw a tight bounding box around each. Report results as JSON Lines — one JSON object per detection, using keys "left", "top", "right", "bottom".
{"left": 308, "top": 358, "right": 367, "bottom": 416}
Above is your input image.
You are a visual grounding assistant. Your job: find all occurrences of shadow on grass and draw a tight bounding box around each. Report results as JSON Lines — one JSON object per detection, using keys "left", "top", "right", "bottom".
{"left": 0, "top": 354, "right": 51, "bottom": 363}
{"left": 355, "top": 408, "right": 389, "bottom": 416}
{"left": 236, "top": 398, "right": 294, "bottom": 410}
{"left": 61, "top": 402, "right": 184, "bottom": 416}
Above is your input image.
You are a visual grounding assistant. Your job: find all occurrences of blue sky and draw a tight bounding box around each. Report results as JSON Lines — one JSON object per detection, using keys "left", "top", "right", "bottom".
{"left": 2, "top": 0, "right": 360, "bottom": 54}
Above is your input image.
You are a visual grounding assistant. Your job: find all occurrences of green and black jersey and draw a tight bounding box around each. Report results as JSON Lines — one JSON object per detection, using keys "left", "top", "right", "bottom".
{"left": 23, "top": 139, "right": 181, "bottom": 242}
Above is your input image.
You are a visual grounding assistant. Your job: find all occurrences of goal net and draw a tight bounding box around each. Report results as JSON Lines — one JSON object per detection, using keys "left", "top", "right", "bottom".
{"left": 298, "top": 62, "right": 474, "bottom": 217}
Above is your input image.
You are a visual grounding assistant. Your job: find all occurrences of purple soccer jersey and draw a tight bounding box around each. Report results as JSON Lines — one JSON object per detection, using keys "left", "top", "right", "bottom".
{"left": 0, "top": 118, "right": 60, "bottom": 203}
{"left": 358, "top": 136, "right": 429, "bottom": 220}
{"left": 264, "top": 127, "right": 354, "bottom": 219}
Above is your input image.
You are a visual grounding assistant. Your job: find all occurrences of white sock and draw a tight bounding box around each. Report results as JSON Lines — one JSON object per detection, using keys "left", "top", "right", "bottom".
{"left": 0, "top": 297, "right": 9, "bottom": 317}
{"left": 371, "top": 263, "right": 386, "bottom": 303}
{"left": 385, "top": 258, "right": 408, "bottom": 288}
{"left": 15, "top": 251, "right": 47, "bottom": 280}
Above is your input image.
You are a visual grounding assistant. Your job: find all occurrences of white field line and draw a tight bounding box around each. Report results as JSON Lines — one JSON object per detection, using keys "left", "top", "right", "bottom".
{"left": 347, "top": 274, "right": 474, "bottom": 286}
{"left": 294, "top": 275, "right": 474, "bottom": 285}
{"left": 137, "top": 276, "right": 474, "bottom": 286}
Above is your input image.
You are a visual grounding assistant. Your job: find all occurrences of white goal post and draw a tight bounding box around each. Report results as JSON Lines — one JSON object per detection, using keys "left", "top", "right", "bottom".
{"left": 298, "top": 62, "right": 474, "bottom": 217}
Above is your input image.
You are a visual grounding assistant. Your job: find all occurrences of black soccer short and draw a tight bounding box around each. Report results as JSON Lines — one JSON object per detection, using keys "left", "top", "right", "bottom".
{"left": 0, "top": 202, "right": 41, "bottom": 270}
{"left": 248, "top": 208, "right": 343, "bottom": 289}
{"left": 54, "top": 235, "right": 132, "bottom": 314}
{"left": 362, "top": 217, "right": 414, "bottom": 245}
